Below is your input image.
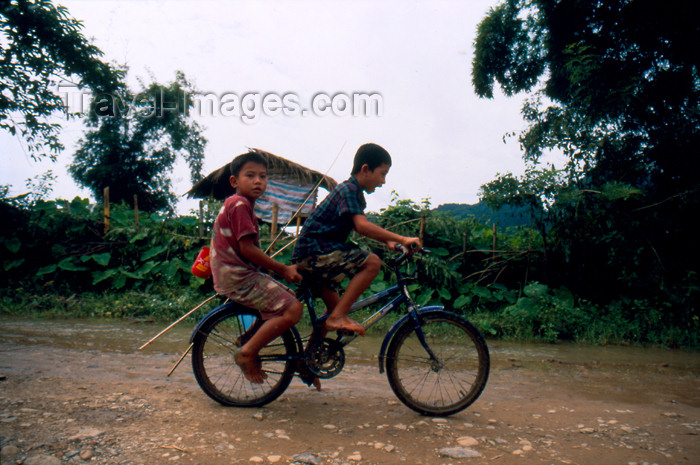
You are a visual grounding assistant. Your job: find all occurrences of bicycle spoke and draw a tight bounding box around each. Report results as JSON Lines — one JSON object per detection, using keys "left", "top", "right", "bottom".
{"left": 191, "top": 306, "right": 297, "bottom": 407}
{"left": 386, "top": 313, "right": 489, "bottom": 416}
{"left": 206, "top": 331, "right": 239, "bottom": 351}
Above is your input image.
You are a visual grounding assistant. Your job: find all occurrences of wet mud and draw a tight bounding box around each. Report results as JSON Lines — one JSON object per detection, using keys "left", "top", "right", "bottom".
{"left": 1, "top": 317, "right": 699, "bottom": 465}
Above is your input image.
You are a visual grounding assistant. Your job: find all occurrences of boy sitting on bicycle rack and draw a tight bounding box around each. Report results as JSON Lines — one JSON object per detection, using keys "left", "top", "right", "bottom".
{"left": 210, "top": 151, "right": 303, "bottom": 384}
{"left": 292, "top": 143, "right": 422, "bottom": 336}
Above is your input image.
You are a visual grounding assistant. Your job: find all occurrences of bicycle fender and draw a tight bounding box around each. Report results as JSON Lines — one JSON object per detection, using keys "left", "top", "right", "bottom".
{"left": 189, "top": 301, "right": 304, "bottom": 353}
{"left": 189, "top": 301, "right": 240, "bottom": 343}
{"left": 288, "top": 325, "right": 304, "bottom": 355}
{"left": 377, "top": 306, "right": 445, "bottom": 374}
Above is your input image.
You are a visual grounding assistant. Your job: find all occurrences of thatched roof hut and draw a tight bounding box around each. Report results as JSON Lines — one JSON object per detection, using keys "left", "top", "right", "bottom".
{"left": 186, "top": 148, "right": 337, "bottom": 225}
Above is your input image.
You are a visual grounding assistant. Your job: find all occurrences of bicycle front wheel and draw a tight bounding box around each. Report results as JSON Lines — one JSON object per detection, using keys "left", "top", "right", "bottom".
{"left": 386, "top": 311, "right": 489, "bottom": 416}
{"left": 191, "top": 305, "right": 297, "bottom": 407}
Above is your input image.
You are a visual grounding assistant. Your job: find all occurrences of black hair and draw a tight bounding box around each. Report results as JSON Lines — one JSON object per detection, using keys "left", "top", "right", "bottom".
{"left": 351, "top": 143, "right": 392, "bottom": 175}
{"left": 230, "top": 151, "right": 268, "bottom": 177}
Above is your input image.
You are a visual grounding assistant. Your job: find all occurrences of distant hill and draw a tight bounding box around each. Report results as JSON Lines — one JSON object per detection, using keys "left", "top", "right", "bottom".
{"left": 433, "top": 202, "right": 531, "bottom": 229}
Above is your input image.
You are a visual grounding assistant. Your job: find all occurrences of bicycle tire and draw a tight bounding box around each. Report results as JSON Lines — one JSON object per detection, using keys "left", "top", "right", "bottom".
{"left": 385, "top": 310, "right": 489, "bottom": 416}
{"left": 191, "top": 305, "right": 297, "bottom": 407}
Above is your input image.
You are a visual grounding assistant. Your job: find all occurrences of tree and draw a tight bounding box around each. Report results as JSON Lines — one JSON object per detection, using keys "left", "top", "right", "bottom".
{"left": 69, "top": 71, "right": 206, "bottom": 212}
{"left": 473, "top": 0, "right": 699, "bottom": 185}
{"left": 473, "top": 0, "right": 699, "bottom": 310}
{"left": 1, "top": 0, "right": 121, "bottom": 159}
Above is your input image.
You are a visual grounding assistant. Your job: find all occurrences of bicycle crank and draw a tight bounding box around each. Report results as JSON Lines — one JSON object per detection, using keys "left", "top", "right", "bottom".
{"left": 304, "top": 338, "right": 345, "bottom": 379}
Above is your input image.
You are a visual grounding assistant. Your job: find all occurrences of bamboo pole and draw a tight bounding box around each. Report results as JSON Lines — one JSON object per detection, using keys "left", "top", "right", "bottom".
{"left": 138, "top": 294, "right": 219, "bottom": 350}
{"left": 269, "top": 237, "right": 297, "bottom": 259}
{"left": 167, "top": 343, "right": 193, "bottom": 377}
{"left": 269, "top": 203, "right": 279, "bottom": 252}
{"left": 263, "top": 141, "right": 345, "bottom": 256}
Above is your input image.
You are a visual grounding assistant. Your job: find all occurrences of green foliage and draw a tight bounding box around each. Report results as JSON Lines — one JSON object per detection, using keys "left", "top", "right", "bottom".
{"left": 433, "top": 202, "right": 529, "bottom": 229}
{"left": 472, "top": 0, "right": 700, "bottom": 332}
{"left": 480, "top": 166, "right": 565, "bottom": 211}
{"left": 0, "top": 286, "right": 213, "bottom": 321}
{"left": 499, "top": 283, "right": 583, "bottom": 342}
{"left": 473, "top": 0, "right": 699, "bottom": 174}
{"left": 0, "top": 193, "right": 211, "bottom": 295}
{"left": 0, "top": 0, "right": 121, "bottom": 159}
{"left": 358, "top": 194, "right": 538, "bottom": 313}
{"left": 1, "top": 191, "right": 697, "bottom": 348}
{"left": 69, "top": 71, "right": 207, "bottom": 213}
{"left": 473, "top": 0, "right": 700, "bottom": 206}
{"left": 471, "top": 0, "right": 546, "bottom": 99}
{"left": 469, "top": 286, "right": 699, "bottom": 348}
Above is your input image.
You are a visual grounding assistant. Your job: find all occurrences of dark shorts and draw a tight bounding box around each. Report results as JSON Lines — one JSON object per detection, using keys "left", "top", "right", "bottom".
{"left": 293, "top": 248, "right": 370, "bottom": 292}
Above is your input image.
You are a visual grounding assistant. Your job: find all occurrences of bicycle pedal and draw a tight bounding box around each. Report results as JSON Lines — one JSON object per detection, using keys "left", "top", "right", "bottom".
{"left": 335, "top": 329, "right": 355, "bottom": 337}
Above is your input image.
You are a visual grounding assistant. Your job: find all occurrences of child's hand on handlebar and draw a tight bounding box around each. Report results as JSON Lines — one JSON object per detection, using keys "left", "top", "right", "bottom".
{"left": 390, "top": 238, "right": 422, "bottom": 254}
{"left": 283, "top": 264, "right": 303, "bottom": 283}
{"left": 402, "top": 237, "right": 422, "bottom": 253}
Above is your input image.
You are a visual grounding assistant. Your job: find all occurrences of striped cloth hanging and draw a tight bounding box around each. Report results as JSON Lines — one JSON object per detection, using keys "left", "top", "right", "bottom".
{"left": 254, "top": 177, "right": 317, "bottom": 225}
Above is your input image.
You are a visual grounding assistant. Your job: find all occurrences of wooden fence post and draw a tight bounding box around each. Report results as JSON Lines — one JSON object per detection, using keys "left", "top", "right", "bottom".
{"left": 419, "top": 211, "right": 426, "bottom": 242}
{"left": 133, "top": 194, "right": 139, "bottom": 233}
{"left": 269, "top": 203, "right": 279, "bottom": 252}
{"left": 103, "top": 187, "right": 110, "bottom": 235}
{"left": 295, "top": 214, "right": 303, "bottom": 236}
{"left": 198, "top": 200, "right": 204, "bottom": 239}
{"left": 492, "top": 222, "right": 497, "bottom": 260}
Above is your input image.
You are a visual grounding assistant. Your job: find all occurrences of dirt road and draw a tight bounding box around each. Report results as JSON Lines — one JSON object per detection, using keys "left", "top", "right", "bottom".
{"left": 1, "top": 318, "right": 699, "bottom": 465}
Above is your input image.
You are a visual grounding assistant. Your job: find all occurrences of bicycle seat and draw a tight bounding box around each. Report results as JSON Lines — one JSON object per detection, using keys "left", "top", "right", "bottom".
{"left": 295, "top": 269, "right": 318, "bottom": 296}
{"left": 297, "top": 268, "right": 333, "bottom": 286}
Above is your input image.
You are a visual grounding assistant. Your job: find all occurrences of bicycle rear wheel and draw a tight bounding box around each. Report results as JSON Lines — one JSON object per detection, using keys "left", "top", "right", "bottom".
{"left": 191, "top": 305, "right": 297, "bottom": 407}
{"left": 386, "top": 311, "right": 489, "bottom": 416}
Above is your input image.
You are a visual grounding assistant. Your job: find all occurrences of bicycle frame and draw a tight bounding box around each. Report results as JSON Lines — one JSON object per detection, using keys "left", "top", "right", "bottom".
{"left": 299, "top": 283, "right": 407, "bottom": 342}
{"left": 296, "top": 253, "right": 442, "bottom": 373}
{"left": 188, "top": 245, "right": 490, "bottom": 415}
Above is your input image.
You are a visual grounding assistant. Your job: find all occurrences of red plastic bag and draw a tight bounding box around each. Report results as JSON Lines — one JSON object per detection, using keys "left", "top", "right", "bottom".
{"left": 191, "top": 246, "right": 211, "bottom": 279}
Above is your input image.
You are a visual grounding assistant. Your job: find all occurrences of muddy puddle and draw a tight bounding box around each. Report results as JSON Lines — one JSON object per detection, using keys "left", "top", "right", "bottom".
{"left": 2, "top": 315, "right": 700, "bottom": 465}
{"left": 2, "top": 315, "right": 698, "bottom": 377}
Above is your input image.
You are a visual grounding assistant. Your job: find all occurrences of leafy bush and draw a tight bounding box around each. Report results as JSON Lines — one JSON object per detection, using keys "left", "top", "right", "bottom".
{"left": 497, "top": 283, "right": 586, "bottom": 342}
{"left": 1, "top": 191, "right": 697, "bottom": 348}
{"left": 0, "top": 193, "right": 210, "bottom": 294}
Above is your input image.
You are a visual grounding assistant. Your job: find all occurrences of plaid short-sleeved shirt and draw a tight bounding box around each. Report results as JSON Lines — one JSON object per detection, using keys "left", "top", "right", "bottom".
{"left": 292, "top": 176, "right": 366, "bottom": 260}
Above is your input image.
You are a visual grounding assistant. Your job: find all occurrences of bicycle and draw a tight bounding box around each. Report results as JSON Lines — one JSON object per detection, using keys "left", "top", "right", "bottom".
{"left": 190, "top": 245, "right": 490, "bottom": 416}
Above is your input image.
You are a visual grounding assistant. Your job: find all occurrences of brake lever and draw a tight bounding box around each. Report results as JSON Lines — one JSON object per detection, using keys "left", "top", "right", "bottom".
{"left": 394, "top": 243, "right": 427, "bottom": 263}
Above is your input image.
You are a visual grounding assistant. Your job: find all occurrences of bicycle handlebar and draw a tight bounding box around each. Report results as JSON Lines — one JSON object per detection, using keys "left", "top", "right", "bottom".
{"left": 394, "top": 242, "right": 425, "bottom": 265}
{"left": 395, "top": 243, "right": 417, "bottom": 254}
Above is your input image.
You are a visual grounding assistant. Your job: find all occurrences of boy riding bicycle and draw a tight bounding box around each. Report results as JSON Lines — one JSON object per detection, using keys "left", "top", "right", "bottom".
{"left": 292, "top": 143, "right": 422, "bottom": 335}
{"left": 210, "top": 151, "right": 303, "bottom": 384}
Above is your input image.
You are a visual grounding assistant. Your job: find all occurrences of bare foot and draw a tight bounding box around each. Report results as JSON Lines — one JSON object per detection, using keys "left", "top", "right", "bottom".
{"left": 234, "top": 325, "right": 259, "bottom": 347}
{"left": 234, "top": 349, "right": 267, "bottom": 384}
{"left": 296, "top": 360, "right": 322, "bottom": 391}
{"left": 324, "top": 316, "right": 366, "bottom": 336}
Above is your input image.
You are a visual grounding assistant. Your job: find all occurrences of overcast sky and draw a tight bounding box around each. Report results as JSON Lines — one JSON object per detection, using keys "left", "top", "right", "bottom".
{"left": 1, "top": 0, "right": 544, "bottom": 214}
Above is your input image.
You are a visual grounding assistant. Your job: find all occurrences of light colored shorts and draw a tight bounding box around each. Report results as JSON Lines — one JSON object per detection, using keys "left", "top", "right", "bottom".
{"left": 225, "top": 272, "right": 297, "bottom": 320}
